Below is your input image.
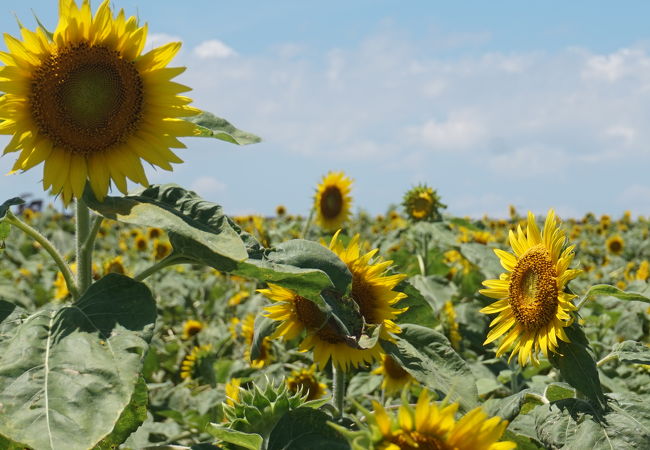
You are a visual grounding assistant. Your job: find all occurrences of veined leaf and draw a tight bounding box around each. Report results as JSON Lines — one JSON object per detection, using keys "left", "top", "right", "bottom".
{"left": 0, "top": 274, "right": 156, "bottom": 450}
{"left": 267, "top": 408, "right": 349, "bottom": 450}
{"left": 582, "top": 283, "right": 650, "bottom": 305}
{"left": 382, "top": 324, "right": 478, "bottom": 411}
{"left": 186, "top": 111, "right": 261, "bottom": 145}
{"left": 603, "top": 340, "right": 650, "bottom": 365}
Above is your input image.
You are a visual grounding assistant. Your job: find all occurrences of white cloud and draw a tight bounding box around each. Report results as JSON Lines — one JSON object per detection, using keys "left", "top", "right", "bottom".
{"left": 409, "top": 112, "right": 487, "bottom": 151}
{"left": 190, "top": 176, "right": 226, "bottom": 199}
{"left": 146, "top": 33, "right": 182, "bottom": 51}
{"left": 193, "top": 39, "right": 237, "bottom": 59}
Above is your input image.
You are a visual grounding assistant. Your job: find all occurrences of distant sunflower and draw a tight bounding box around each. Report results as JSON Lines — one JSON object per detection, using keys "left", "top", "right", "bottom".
{"left": 314, "top": 171, "right": 352, "bottom": 231}
{"left": 286, "top": 365, "right": 327, "bottom": 400}
{"left": 372, "top": 354, "right": 414, "bottom": 395}
{"left": 224, "top": 378, "right": 242, "bottom": 407}
{"left": 181, "top": 319, "right": 204, "bottom": 340}
{"left": 605, "top": 235, "right": 624, "bottom": 255}
{"left": 241, "top": 313, "right": 272, "bottom": 368}
{"left": 0, "top": 0, "right": 199, "bottom": 204}
{"left": 367, "top": 390, "right": 514, "bottom": 450}
{"left": 103, "top": 255, "right": 126, "bottom": 275}
{"left": 180, "top": 344, "right": 212, "bottom": 380}
{"left": 153, "top": 239, "right": 172, "bottom": 260}
{"left": 402, "top": 184, "right": 446, "bottom": 221}
{"left": 479, "top": 210, "right": 582, "bottom": 366}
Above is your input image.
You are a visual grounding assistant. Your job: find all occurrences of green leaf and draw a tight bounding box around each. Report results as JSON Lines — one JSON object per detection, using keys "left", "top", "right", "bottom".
{"left": 548, "top": 323, "right": 607, "bottom": 411}
{"left": 582, "top": 283, "right": 650, "bottom": 305}
{"left": 544, "top": 383, "right": 575, "bottom": 402}
{"left": 206, "top": 424, "right": 263, "bottom": 450}
{"left": 0, "top": 274, "right": 156, "bottom": 450}
{"left": 533, "top": 394, "right": 650, "bottom": 450}
{"left": 605, "top": 340, "right": 650, "bottom": 365}
{"left": 267, "top": 408, "right": 350, "bottom": 450}
{"left": 393, "top": 279, "right": 437, "bottom": 328}
{"left": 0, "top": 221, "right": 9, "bottom": 241}
{"left": 186, "top": 111, "right": 261, "bottom": 145}
{"left": 407, "top": 275, "right": 457, "bottom": 312}
{"left": 85, "top": 183, "right": 249, "bottom": 262}
{"left": 459, "top": 243, "right": 503, "bottom": 279}
{"left": 0, "top": 197, "right": 23, "bottom": 220}
{"left": 94, "top": 376, "right": 149, "bottom": 449}
{"left": 383, "top": 324, "right": 478, "bottom": 411}
{"left": 250, "top": 315, "right": 278, "bottom": 361}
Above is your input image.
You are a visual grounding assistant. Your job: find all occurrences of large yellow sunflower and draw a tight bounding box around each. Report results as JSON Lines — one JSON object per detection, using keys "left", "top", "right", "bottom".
{"left": 367, "top": 390, "right": 514, "bottom": 450}
{"left": 479, "top": 210, "right": 582, "bottom": 366}
{"left": 260, "top": 283, "right": 385, "bottom": 371}
{"left": 0, "top": 0, "right": 199, "bottom": 204}
{"left": 314, "top": 171, "right": 353, "bottom": 231}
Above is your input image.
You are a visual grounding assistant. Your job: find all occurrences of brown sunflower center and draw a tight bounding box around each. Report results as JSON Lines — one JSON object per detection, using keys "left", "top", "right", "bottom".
{"left": 608, "top": 239, "right": 622, "bottom": 253}
{"left": 351, "top": 272, "right": 380, "bottom": 324}
{"left": 294, "top": 296, "right": 327, "bottom": 329}
{"left": 383, "top": 355, "right": 410, "bottom": 380}
{"left": 388, "top": 431, "right": 449, "bottom": 450}
{"left": 508, "top": 245, "right": 558, "bottom": 329}
{"left": 287, "top": 372, "right": 322, "bottom": 400}
{"left": 320, "top": 186, "right": 343, "bottom": 219}
{"left": 29, "top": 43, "right": 144, "bottom": 155}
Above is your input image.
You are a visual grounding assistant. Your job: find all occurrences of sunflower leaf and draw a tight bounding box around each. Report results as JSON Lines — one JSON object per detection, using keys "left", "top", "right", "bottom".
{"left": 532, "top": 393, "right": 650, "bottom": 450}
{"left": 0, "top": 197, "right": 24, "bottom": 220}
{"left": 0, "top": 274, "right": 156, "bottom": 450}
{"left": 186, "top": 111, "right": 262, "bottom": 145}
{"left": 601, "top": 340, "right": 650, "bottom": 365}
{"left": 267, "top": 407, "right": 350, "bottom": 450}
{"left": 205, "top": 425, "right": 263, "bottom": 450}
{"left": 582, "top": 283, "right": 650, "bottom": 305}
{"left": 548, "top": 323, "right": 607, "bottom": 411}
{"left": 382, "top": 324, "right": 478, "bottom": 411}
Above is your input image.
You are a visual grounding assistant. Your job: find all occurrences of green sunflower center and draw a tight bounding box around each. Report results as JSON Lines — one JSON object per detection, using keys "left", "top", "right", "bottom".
{"left": 29, "top": 43, "right": 144, "bottom": 155}
{"left": 508, "top": 245, "right": 558, "bottom": 329}
{"left": 320, "top": 186, "right": 343, "bottom": 219}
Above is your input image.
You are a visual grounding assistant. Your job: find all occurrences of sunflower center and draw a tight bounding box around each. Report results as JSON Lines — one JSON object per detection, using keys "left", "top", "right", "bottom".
{"left": 29, "top": 43, "right": 144, "bottom": 155}
{"left": 320, "top": 186, "right": 343, "bottom": 219}
{"left": 608, "top": 239, "right": 622, "bottom": 253}
{"left": 383, "top": 355, "right": 410, "bottom": 380}
{"left": 351, "top": 273, "right": 380, "bottom": 324}
{"left": 508, "top": 245, "right": 558, "bottom": 329}
{"left": 294, "top": 296, "right": 327, "bottom": 329}
{"left": 389, "top": 431, "right": 449, "bottom": 450}
{"left": 412, "top": 195, "right": 432, "bottom": 218}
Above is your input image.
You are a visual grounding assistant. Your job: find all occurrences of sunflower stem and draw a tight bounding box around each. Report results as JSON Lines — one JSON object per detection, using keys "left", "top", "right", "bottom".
{"left": 134, "top": 255, "right": 183, "bottom": 281}
{"left": 332, "top": 365, "right": 346, "bottom": 417}
{"left": 301, "top": 207, "right": 315, "bottom": 239}
{"left": 76, "top": 197, "right": 92, "bottom": 295}
{"left": 5, "top": 211, "right": 80, "bottom": 300}
{"left": 596, "top": 353, "right": 618, "bottom": 367}
{"left": 81, "top": 215, "right": 103, "bottom": 255}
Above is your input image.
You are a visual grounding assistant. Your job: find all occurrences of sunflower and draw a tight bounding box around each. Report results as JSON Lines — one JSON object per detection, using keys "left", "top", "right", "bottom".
{"left": 153, "top": 238, "right": 172, "bottom": 260}
{"left": 372, "top": 355, "right": 415, "bottom": 396}
{"left": 443, "top": 301, "right": 462, "bottom": 351}
{"left": 479, "top": 210, "right": 582, "bottom": 366}
{"left": 314, "top": 171, "right": 353, "bottom": 231}
{"left": 0, "top": 0, "right": 199, "bottom": 204}
{"left": 180, "top": 344, "right": 212, "bottom": 380}
{"left": 224, "top": 378, "right": 242, "bottom": 407}
{"left": 103, "top": 255, "right": 126, "bottom": 275}
{"left": 605, "top": 235, "right": 624, "bottom": 255}
{"left": 241, "top": 313, "right": 273, "bottom": 368}
{"left": 260, "top": 283, "right": 384, "bottom": 371}
{"left": 181, "top": 319, "right": 204, "bottom": 340}
{"left": 402, "top": 184, "right": 446, "bottom": 221}
{"left": 286, "top": 365, "right": 327, "bottom": 400}
{"left": 364, "top": 390, "right": 514, "bottom": 450}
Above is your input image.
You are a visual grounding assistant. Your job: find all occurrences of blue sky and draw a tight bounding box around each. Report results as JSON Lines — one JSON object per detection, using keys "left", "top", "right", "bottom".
{"left": 2, "top": 1, "right": 650, "bottom": 218}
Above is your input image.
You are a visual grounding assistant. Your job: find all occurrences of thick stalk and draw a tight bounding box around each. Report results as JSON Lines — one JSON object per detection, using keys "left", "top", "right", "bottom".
{"left": 5, "top": 211, "right": 80, "bottom": 299}
{"left": 76, "top": 198, "right": 92, "bottom": 295}
{"left": 332, "top": 365, "right": 346, "bottom": 417}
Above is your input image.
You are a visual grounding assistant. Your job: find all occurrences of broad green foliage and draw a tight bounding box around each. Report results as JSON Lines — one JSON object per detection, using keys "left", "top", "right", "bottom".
{"left": 0, "top": 274, "right": 155, "bottom": 450}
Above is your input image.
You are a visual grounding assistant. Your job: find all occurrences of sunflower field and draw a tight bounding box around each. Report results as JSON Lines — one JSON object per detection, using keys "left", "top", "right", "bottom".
{"left": 1, "top": 1, "right": 650, "bottom": 450}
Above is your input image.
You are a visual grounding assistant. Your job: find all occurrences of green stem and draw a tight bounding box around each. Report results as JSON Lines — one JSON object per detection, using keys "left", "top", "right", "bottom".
{"left": 5, "top": 211, "right": 80, "bottom": 300}
{"left": 82, "top": 215, "right": 103, "bottom": 255}
{"left": 575, "top": 293, "right": 590, "bottom": 311}
{"left": 134, "top": 255, "right": 183, "bottom": 281}
{"left": 76, "top": 198, "right": 92, "bottom": 295}
{"left": 524, "top": 392, "right": 550, "bottom": 405}
{"left": 596, "top": 353, "right": 617, "bottom": 367}
{"left": 301, "top": 207, "right": 315, "bottom": 239}
{"left": 332, "top": 365, "right": 346, "bottom": 417}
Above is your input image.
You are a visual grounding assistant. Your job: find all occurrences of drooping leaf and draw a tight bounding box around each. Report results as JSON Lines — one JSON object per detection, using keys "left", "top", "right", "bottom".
{"left": 267, "top": 408, "right": 350, "bottom": 450}
{"left": 393, "top": 279, "right": 437, "bottom": 328}
{"left": 186, "top": 111, "right": 261, "bottom": 145}
{"left": 582, "top": 283, "right": 650, "bottom": 305}
{"left": 250, "top": 315, "right": 278, "bottom": 361}
{"left": 0, "top": 274, "right": 156, "bottom": 450}
{"left": 383, "top": 324, "right": 478, "bottom": 411}
{"left": 548, "top": 323, "right": 607, "bottom": 411}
